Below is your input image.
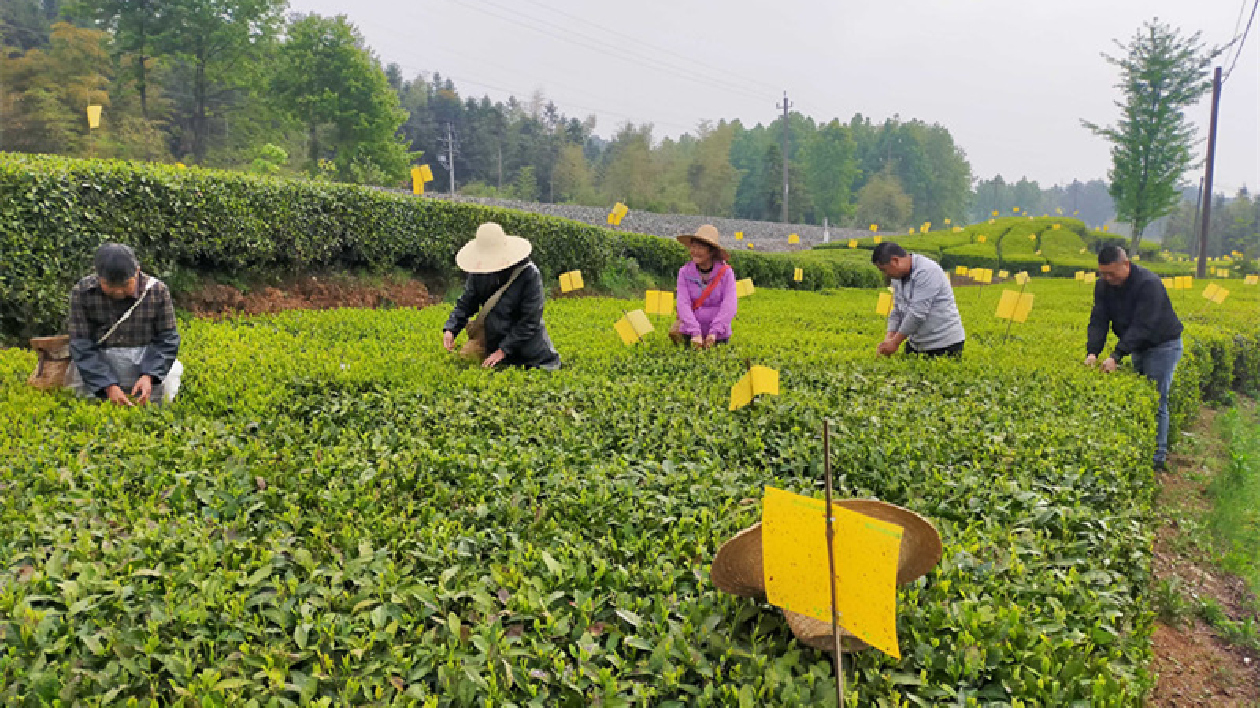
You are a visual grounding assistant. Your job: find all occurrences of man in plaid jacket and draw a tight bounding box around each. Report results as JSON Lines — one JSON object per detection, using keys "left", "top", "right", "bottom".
{"left": 67, "top": 243, "right": 183, "bottom": 406}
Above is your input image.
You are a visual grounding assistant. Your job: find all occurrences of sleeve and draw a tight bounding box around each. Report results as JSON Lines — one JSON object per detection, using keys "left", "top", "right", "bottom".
{"left": 706, "top": 267, "right": 739, "bottom": 340}
{"left": 1086, "top": 280, "right": 1110, "bottom": 356}
{"left": 67, "top": 287, "right": 118, "bottom": 396}
{"left": 140, "top": 284, "right": 180, "bottom": 383}
{"left": 443, "top": 274, "right": 486, "bottom": 335}
{"left": 497, "top": 266, "right": 545, "bottom": 356}
{"left": 895, "top": 271, "right": 938, "bottom": 338}
{"left": 675, "top": 267, "right": 701, "bottom": 338}
{"left": 1112, "top": 278, "right": 1157, "bottom": 361}
{"left": 886, "top": 283, "right": 904, "bottom": 333}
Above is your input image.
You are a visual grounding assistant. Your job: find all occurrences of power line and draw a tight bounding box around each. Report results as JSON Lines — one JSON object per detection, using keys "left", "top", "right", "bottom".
{"left": 1222, "top": 0, "right": 1251, "bottom": 70}
{"left": 452, "top": 0, "right": 771, "bottom": 103}
{"left": 511, "top": 0, "right": 782, "bottom": 95}
{"left": 1223, "top": 0, "right": 1258, "bottom": 82}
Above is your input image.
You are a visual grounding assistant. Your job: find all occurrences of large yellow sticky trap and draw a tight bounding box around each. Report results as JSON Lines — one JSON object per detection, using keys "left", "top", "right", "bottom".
{"left": 607, "top": 202, "right": 629, "bottom": 226}
{"left": 788, "top": 233, "right": 800, "bottom": 244}
{"left": 1202, "top": 283, "right": 1220, "bottom": 300}
{"left": 558, "top": 271, "right": 584, "bottom": 293}
{"left": 614, "top": 309, "right": 653, "bottom": 345}
{"left": 876, "top": 291, "right": 893, "bottom": 316}
{"left": 412, "top": 165, "right": 434, "bottom": 195}
{"left": 996, "top": 290, "right": 1035, "bottom": 322}
{"left": 955, "top": 266, "right": 969, "bottom": 276}
{"left": 793, "top": 268, "right": 803, "bottom": 282}
{"left": 1162, "top": 277, "right": 1174, "bottom": 289}
{"left": 729, "top": 366, "right": 779, "bottom": 411}
{"left": 1014, "top": 272, "right": 1030, "bottom": 285}
{"left": 761, "top": 487, "right": 903, "bottom": 658}
{"left": 736, "top": 278, "right": 755, "bottom": 298}
{"left": 1211, "top": 288, "right": 1229, "bottom": 304}
{"left": 644, "top": 289, "right": 674, "bottom": 315}
{"left": 735, "top": 231, "right": 744, "bottom": 240}
{"left": 975, "top": 268, "right": 993, "bottom": 284}
{"left": 1075, "top": 271, "right": 1084, "bottom": 281}
{"left": 86, "top": 105, "right": 102, "bottom": 129}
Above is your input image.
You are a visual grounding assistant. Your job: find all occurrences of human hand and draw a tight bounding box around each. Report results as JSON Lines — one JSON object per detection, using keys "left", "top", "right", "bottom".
{"left": 691, "top": 336, "right": 705, "bottom": 349}
{"left": 130, "top": 375, "right": 153, "bottom": 405}
{"left": 482, "top": 349, "right": 507, "bottom": 368}
{"left": 876, "top": 341, "right": 898, "bottom": 356}
{"left": 105, "top": 385, "right": 134, "bottom": 407}
{"left": 1101, "top": 357, "right": 1117, "bottom": 374}
{"left": 1084, "top": 354, "right": 1097, "bottom": 367}
{"left": 442, "top": 330, "right": 456, "bottom": 352}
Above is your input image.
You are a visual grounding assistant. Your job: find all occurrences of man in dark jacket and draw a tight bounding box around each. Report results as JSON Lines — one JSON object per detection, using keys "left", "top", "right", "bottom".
{"left": 1085, "top": 245, "right": 1183, "bottom": 470}
{"left": 67, "top": 243, "right": 183, "bottom": 406}
{"left": 442, "top": 223, "right": 561, "bottom": 370}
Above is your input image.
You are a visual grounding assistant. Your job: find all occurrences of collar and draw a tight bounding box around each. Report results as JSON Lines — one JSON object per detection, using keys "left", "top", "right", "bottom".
{"left": 899, "top": 256, "right": 917, "bottom": 283}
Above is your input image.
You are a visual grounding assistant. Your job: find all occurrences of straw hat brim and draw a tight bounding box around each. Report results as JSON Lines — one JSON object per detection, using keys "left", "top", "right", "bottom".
{"left": 785, "top": 611, "right": 871, "bottom": 653}
{"left": 710, "top": 500, "right": 942, "bottom": 598}
{"left": 676, "top": 234, "right": 730, "bottom": 263}
{"left": 455, "top": 233, "right": 533, "bottom": 273}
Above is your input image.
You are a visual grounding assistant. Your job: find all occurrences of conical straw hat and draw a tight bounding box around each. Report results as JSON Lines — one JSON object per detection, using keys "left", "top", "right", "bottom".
{"left": 455, "top": 222, "right": 533, "bottom": 273}
{"left": 676, "top": 224, "right": 730, "bottom": 262}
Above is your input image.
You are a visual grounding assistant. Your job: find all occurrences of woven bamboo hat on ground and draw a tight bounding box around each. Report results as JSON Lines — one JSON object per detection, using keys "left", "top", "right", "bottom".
{"left": 709, "top": 499, "right": 943, "bottom": 652}
{"left": 676, "top": 224, "right": 730, "bottom": 262}
{"left": 456, "top": 222, "right": 533, "bottom": 274}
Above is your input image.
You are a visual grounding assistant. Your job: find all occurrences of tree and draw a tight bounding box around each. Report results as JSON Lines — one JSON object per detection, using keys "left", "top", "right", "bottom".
{"left": 552, "top": 142, "right": 597, "bottom": 204}
{"left": 160, "top": 0, "right": 285, "bottom": 163}
{"left": 687, "top": 120, "right": 741, "bottom": 217}
{"left": 272, "top": 13, "right": 411, "bottom": 184}
{"left": 1083, "top": 18, "right": 1220, "bottom": 251}
{"left": 854, "top": 171, "right": 913, "bottom": 229}
{"left": 801, "top": 119, "right": 858, "bottom": 225}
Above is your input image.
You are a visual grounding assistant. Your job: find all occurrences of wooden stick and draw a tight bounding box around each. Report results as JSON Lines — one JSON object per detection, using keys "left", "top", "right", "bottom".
{"left": 822, "top": 419, "right": 845, "bottom": 706}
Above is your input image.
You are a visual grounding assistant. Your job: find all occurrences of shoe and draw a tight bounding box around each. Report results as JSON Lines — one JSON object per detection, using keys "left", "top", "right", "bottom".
{"left": 1153, "top": 460, "right": 1168, "bottom": 472}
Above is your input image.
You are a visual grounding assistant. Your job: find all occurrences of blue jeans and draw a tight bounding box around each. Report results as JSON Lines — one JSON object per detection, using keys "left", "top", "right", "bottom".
{"left": 1131, "top": 338, "right": 1183, "bottom": 464}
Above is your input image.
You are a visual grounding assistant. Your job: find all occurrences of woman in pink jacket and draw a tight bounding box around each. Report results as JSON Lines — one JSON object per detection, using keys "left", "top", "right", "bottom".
{"left": 669, "top": 225, "right": 738, "bottom": 348}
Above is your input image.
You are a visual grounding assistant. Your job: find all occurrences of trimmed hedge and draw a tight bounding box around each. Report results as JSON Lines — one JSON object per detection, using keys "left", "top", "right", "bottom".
{"left": 0, "top": 153, "right": 881, "bottom": 340}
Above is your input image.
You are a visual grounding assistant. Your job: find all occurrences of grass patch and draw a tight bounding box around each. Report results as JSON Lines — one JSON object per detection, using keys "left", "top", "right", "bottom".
{"left": 1207, "top": 403, "right": 1260, "bottom": 595}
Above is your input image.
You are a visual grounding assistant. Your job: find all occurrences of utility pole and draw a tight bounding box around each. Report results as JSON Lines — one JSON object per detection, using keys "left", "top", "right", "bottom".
{"left": 1196, "top": 67, "right": 1221, "bottom": 278}
{"left": 1190, "top": 176, "right": 1203, "bottom": 258}
{"left": 777, "top": 91, "right": 792, "bottom": 223}
{"left": 447, "top": 123, "right": 457, "bottom": 194}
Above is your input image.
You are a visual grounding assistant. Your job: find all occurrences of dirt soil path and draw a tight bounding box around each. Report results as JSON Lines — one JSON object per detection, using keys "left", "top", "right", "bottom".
{"left": 1147, "top": 407, "right": 1260, "bottom": 706}
{"left": 181, "top": 274, "right": 436, "bottom": 318}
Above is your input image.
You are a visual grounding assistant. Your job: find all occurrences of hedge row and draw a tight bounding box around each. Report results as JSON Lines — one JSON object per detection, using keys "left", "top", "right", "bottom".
{"left": 0, "top": 153, "right": 881, "bottom": 340}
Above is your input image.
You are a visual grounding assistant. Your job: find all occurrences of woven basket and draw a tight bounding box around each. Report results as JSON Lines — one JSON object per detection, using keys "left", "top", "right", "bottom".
{"left": 27, "top": 335, "right": 72, "bottom": 390}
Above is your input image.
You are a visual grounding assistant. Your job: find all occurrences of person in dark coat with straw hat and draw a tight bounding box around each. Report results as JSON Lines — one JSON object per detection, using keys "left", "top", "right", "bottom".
{"left": 442, "top": 222, "right": 561, "bottom": 370}
{"left": 671, "top": 224, "right": 738, "bottom": 349}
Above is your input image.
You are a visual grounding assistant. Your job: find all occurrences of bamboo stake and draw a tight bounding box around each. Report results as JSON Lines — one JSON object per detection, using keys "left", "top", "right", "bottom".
{"left": 822, "top": 419, "right": 845, "bottom": 706}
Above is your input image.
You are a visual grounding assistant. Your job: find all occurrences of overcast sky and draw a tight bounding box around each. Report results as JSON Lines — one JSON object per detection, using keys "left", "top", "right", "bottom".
{"left": 289, "top": 0, "right": 1259, "bottom": 194}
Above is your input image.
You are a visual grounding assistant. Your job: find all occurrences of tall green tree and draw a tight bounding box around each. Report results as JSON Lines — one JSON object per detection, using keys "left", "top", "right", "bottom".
{"left": 272, "top": 13, "right": 410, "bottom": 184}
{"left": 801, "top": 119, "right": 858, "bottom": 225}
{"left": 1082, "top": 19, "right": 1220, "bottom": 251}
{"left": 854, "top": 170, "right": 913, "bottom": 230}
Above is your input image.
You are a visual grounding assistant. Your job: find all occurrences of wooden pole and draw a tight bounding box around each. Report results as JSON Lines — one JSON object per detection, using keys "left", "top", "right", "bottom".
{"left": 822, "top": 420, "right": 845, "bottom": 706}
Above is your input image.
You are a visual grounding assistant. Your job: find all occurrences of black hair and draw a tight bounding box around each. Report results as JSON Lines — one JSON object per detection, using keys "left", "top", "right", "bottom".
{"left": 94, "top": 243, "right": 139, "bottom": 285}
{"left": 871, "top": 242, "right": 908, "bottom": 266}
{"left": 1097, "top": 245, "right": 1128, "bottom": 265}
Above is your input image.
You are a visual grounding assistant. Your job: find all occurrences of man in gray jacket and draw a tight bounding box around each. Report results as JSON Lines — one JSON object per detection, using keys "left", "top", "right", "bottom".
{"left": 871, "top": 243, "right": 966, "bottom": 357}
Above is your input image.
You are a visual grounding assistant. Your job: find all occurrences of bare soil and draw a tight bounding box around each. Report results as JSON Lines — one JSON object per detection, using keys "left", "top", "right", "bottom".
{"left": 180, "top": 274, "right": 436, "bottom": 318}
{"left": 1147, "top": 408, "right": 1260, "bottom": 707}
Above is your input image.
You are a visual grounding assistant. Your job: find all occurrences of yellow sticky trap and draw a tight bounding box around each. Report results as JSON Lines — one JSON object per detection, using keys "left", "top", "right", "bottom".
{"left": 944, "top": 218, "right": 951, "bottom": 225}
{"left": 729, "top": 366, "right": 779, "bottom": 411}
{"left": 874, "top": 236, "right": 882, "bottom": 244}
{"left": 1079, "top": 248, "right": 1087, "bottom": 254}
{"left": 1084, "top": 273, "right": 1096, "bottom": 284}
{"left": 1014, "top": 272, "right": 1030, "bottom": 285}
{"left": 411, "top": 166, "right": 424, "bottom": 195}
{"left": 614, "top": 202, "right": 629, "bottom": 219}
{"left": 1056, "top": 208, "right": 1063, "bottom": 215}
{"left": 735, "top": 232, "right": 744, "bottom": 240}
{"left": 976, "top": 235, "right": 987, "bottom": 243}
{"left": 955, "top": 266, "right": 969, "bottom": 276}
{"left": 788, "top": 233, "right": 800, "bottom": 244}
{"left": 1028, "top": 233, "right": 1037, "bottom": 241}
{"left": 614, "top": 309, "right": 653, "bottom": 344}
{"left": 571, "top": 271, "right": 584, "bottom": 289}
{"left": 954, "top": 226, "right": 964, "bottom": 233}
{"left": 736, "top": 278, "right": 755, "bottom": 298}
{"left": 848, "top": 239, "right": 858, "bottom": 248}
{"left": 1075, "top": 271, "right": 1084, "bottom": 281}
{"left": 869, "top": 224, "right": 878, "bottom": 232}
{"left": 996, "top": 290, "right": 1035, "bottom": 322}
{"left": 419, "top": 164, "right": 433, "bottom": 181}
{"left": 1245, "top": 275, "right": 1259, "bottom": 285}
{"left": 991, "top": 210, "right": 999, "bottom": 217}
{"left": 793, "top": 268, "right": 803, "bottom": 282}
{"left": 644, "top": 290, "right": 673, "bottom": 315}
{"left": 977, "top": 269, "right": 993, "bottom": 284}
{"left": 559, "top": 273, "right": 573, "bottom": 292}
{"left": 1052, "top": 224, "right": 1061, "bottom": 230}
{"left": 1202, "top": 284, "right": 1220, "bottom": 300}
{"left": 876, "top": 291, "right": 893, "bottom": 316}
{"left": 999, "top": 270, "right": 1009, "bottom": 279}
{"left": 1013, "top": 207, "right": 1020, "bottom": 213}
{"left": 747, "top": 243, "right": 755, "bottom": 250}
{"left": 86, "top": 105, "right": 102, "bottom": 129}
{"left": 1212, "top": 288, "right": 1229, "bottom": 304}
{"left": 761, "top": 487, "right": 903, "bottom": 658}
{"left": 1040, "top": 265, "right": 1051, "bottom": 273}
{"left": 1162, "top": 277, "right": 1174, "bottom": 289}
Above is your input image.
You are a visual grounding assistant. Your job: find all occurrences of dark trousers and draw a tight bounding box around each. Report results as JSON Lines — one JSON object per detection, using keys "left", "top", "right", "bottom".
{"left": 907, "top": 340, "right": 964, "bottom": 358}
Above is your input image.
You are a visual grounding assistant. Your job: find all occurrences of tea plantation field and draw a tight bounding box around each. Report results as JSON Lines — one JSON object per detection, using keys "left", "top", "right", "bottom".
{"left": 1, "top": 280, "right": 1257, "bottom": 707}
